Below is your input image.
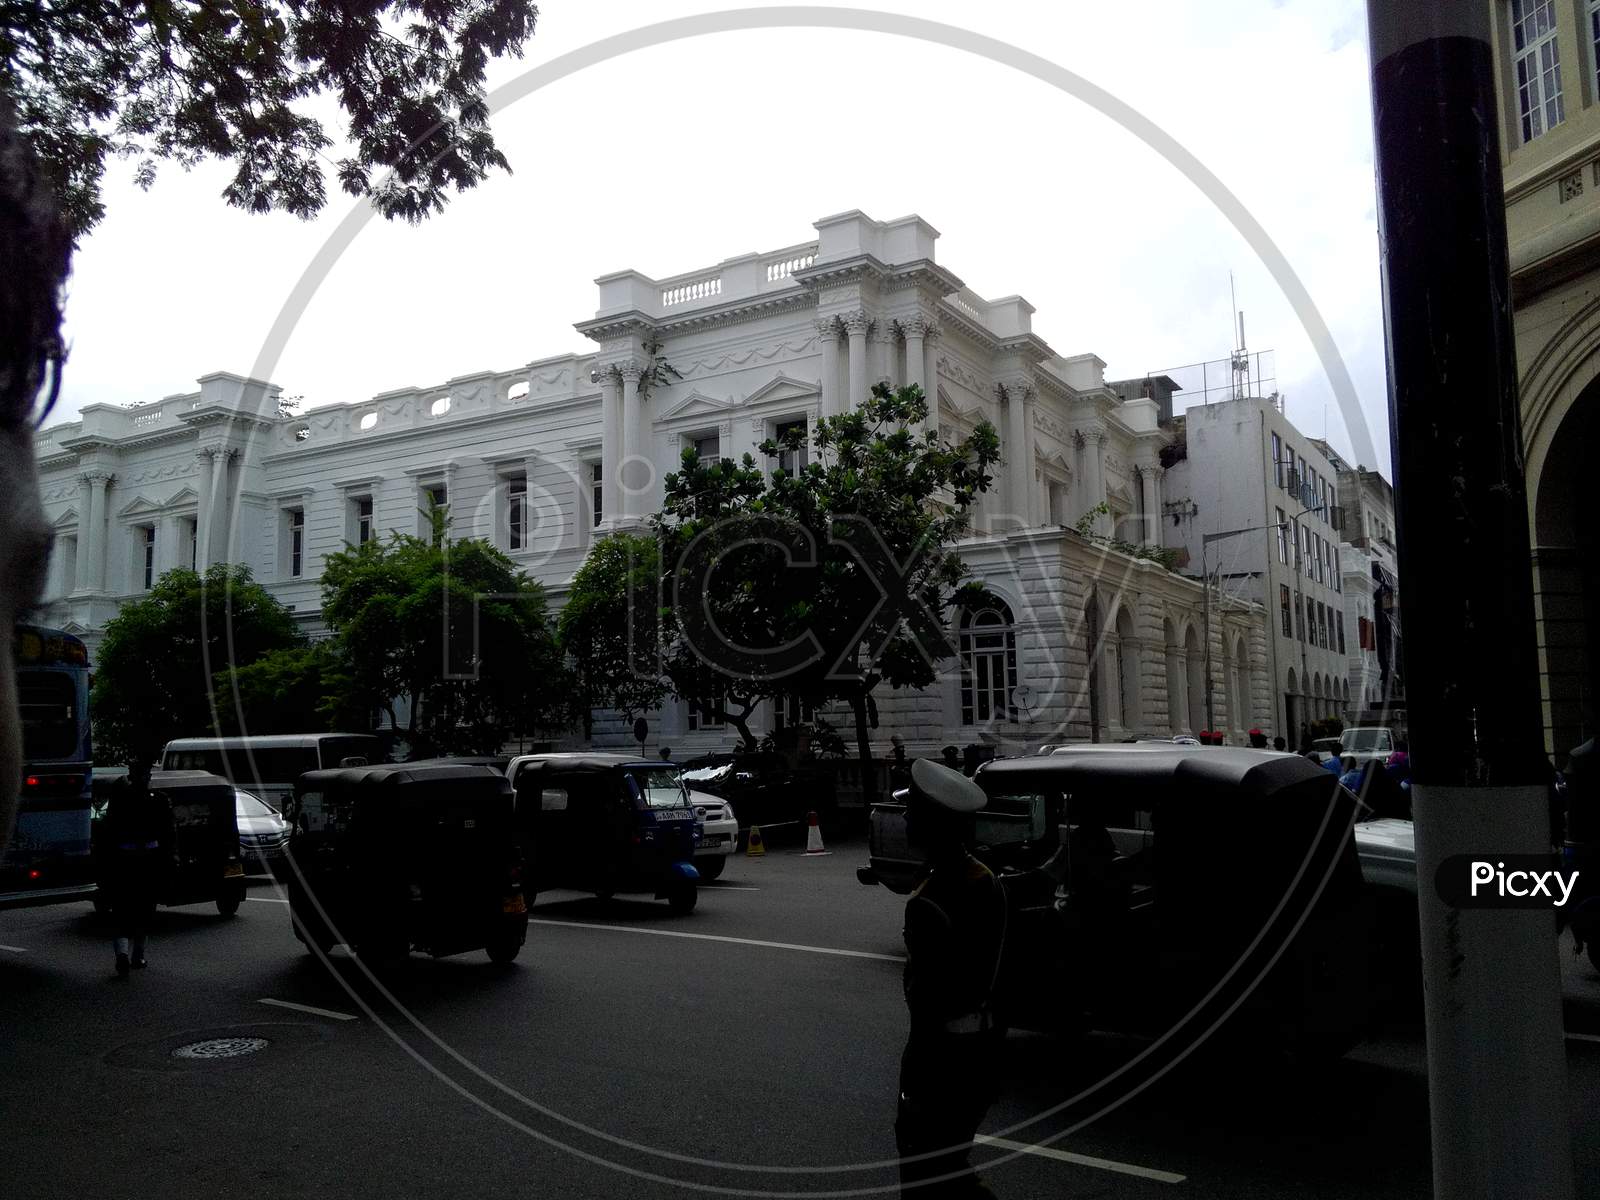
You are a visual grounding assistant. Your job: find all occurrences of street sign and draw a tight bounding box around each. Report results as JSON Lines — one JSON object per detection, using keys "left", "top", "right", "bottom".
{"left": 632, "top": 717, "right": 648, "bottom": 747}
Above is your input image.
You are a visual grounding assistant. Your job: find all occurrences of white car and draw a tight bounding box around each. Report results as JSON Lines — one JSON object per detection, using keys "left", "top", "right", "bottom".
{"left": 689, "top": 789, "right": 738, "bottom": 881}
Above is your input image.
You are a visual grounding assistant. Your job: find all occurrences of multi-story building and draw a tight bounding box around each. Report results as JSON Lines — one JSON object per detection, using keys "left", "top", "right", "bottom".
{"left": 32, "top": 209, "right": 1273, "bottom": 755}
{"left": 1488, "top": 0, "right": 1598, "bottom": 759}
{"left": 1309, "top": 439, "right": 1404, "bottom": 714}
{"left": 1160, "top": 396, "right": 1353, "bottom": 743}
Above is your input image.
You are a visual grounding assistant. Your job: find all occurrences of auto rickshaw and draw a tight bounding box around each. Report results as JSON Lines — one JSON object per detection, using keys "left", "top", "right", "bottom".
{"left": 93, "top": 770, "right": 247, "bottom": 916}
{"left": 860, "top": 745, "right": 1373, "bottom": 1059}
{"left": 507, "top": 753, "right": 700, "bottom": 914}
{"left": 284, "top": 763, "right": 529, "bottom": 964}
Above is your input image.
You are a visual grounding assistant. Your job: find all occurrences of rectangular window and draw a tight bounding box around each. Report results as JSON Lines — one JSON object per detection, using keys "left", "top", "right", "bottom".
{"left": 423, "top": 484, "right": 448, "bottom": 546}
{"left": 1280, "top": 585, "right": 1292, "bottom": 638}
{"left": 589, "top": 462, "right": 603, "bottom": 528}
{"left": 1295, "top": 593, "right": 1305, "bottom": 642}
{"left": 774, "top": 418, "right": 808, "bottom": 475}
{"left": 689, "top": 433, "right": 721, "bottom": 468}
{"left": 141, "top": 526, "right": 156, "bottom": 590}
{"left": 1303, "top": 528, "right": 1315, "bottom": 579}
{"left": 1334, "top": 546, "right": 1342, "bottom": 593}
{"left": 356, "top": 496, "right": 373, "bottom": 546}
{"left": 288, "top": 509, "right": 304, "bottom": 578}
{"left": 1276, "top": 508, "right": 1289, "bottom": 563}
{"left": 1512, "top": 0, "right": 1565, "bottom": 142}
{"left": 1319, "top": 604, "right": 1329, "bottom": 650}
{"left": 185, "top": 518, "right": 198, "bottom": 570}
{"left": 1316, "top": 533, "right": 1326, "bottom": 584}
{"left": 1285, "top": 448, "right": 1297, "bottom": 494}
{"left": 687, "top": 693, "right": 726, "bottom": 731}
{"left": 1338, "top": 613, "right": 1347, "bottom": 655}
{"left": 1272, "top": 433, "right": 1283, "bottom": 488}
{"left": 508, "top": 478, "right": 527, "bottom": 551}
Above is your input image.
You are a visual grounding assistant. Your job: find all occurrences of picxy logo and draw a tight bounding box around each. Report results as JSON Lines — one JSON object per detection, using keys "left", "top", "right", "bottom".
{"left": 1436, "top": 854, "right": 1582, "bottom": 909}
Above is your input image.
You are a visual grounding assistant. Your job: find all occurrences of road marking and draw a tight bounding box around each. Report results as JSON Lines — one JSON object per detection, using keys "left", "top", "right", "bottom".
{"left": 701, "top": 884, "right": 760, "bottom": 891}
{"left": 0, "top": 944, "right": 28, "bottom": 953}
{"left": 259, "top": 998, "right": 359, "bottom": 1022}
{"left": 528, "top": 918, "right": 905, "bottom": 962}
{"left": 1567, "top": 1031, "right": 1600, "bottom": 1044}
{"left": 246, "top": 895, "right": 289, "bottom": 904}
{"left": 976, "top": 1135, "right": 1186, "bottom": 1184}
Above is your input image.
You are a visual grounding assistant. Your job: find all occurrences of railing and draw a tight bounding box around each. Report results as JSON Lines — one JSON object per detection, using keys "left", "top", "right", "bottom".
{"left": 948, "top": 292, "right": 983, "bottom": 321}
{"left": 131, "top": 410, "right": 164, "bottom": 428}
{"left": 662, "top": 275, "right": 722, "bottom": 307}
{"left": 765, "top": 252, "right": 816, "bottom": 283}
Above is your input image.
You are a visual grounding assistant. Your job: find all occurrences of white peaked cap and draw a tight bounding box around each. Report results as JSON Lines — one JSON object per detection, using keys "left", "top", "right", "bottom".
{"left": 910, "top": 757, "right": 987, "bottom": 814}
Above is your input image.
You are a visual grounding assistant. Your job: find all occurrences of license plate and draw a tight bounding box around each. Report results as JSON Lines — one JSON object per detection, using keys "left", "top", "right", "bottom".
{"left": 696, "top": 836, "right": 723, "bottom": 849}
{"left": 502, "top": 895, "right": 527, "bottom": 914}
{"left": 223, "top": 863, "right": 245, "bottom": 878}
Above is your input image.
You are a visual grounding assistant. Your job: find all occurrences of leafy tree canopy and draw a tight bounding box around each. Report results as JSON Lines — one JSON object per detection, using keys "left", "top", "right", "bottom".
{"left": 557, "top": 532, "right": 666, "bottom": 729}
{"left": 2, "top": 1, "right": 541, "bottom": 238}
{"left": 320, "top": 529, "right": 569, "bottom": 756}
{"left": 91, "top": 563, "right": 302, "bottom": 764}
{"left": 213, "top": 641, "right": 374, "bottom": 736}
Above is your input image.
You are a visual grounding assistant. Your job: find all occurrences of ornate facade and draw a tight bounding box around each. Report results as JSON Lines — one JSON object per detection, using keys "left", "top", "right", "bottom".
{"left": 33, "top": 209, "right": 1273, "bottom": 755}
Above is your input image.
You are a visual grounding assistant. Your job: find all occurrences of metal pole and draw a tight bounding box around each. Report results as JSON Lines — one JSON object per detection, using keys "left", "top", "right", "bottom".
{"left": 1202, "top": 538, "right": 1213, "bottom": 734}
{"left": 1367, "top": 3, "right": 1574, "bottom": 1196}
{"left": 1291, "top": 513, "right": 1308, "bottom": 744}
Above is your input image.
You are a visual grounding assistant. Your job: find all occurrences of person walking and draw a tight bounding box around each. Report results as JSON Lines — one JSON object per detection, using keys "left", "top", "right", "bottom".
{"left": 895, "top": 759, "right": 1007, "bottom": 1198}
{"left": 102, "top": 762, "right": 173, "bottom": 978}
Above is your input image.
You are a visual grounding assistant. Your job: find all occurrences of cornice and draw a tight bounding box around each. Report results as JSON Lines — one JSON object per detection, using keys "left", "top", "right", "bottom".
{"left": 934, "top": 298, "right": 1000, "bottom": 354}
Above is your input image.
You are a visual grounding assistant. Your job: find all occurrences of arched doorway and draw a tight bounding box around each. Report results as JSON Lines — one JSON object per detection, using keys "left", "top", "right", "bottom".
{"left": 1231, "top": 632, "right": 1250, "bottom": 733}
{"left": 1185, "top": 623, "right": 1205, "bottom": 733}
{"left": 1115, "top": 605, "right": 1140, "bottom": 734}
{"left": 1163, "top": 617, "right": 1183, "bottom": 735}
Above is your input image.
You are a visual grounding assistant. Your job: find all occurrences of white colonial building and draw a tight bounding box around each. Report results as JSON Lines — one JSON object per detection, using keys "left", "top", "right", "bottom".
{"left": 33, "top": 209, "right": 1274, "bottom": 756}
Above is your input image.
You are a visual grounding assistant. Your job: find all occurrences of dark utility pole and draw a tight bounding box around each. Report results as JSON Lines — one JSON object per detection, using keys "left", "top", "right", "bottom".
{"left": 1367, "top": 2, "right": 1573, "bottom": 1195}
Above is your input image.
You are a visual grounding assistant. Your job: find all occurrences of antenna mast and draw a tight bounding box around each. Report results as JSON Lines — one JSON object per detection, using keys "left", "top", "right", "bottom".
{"left": 1230, "top": 272, "right": 1250, "bottom": 400}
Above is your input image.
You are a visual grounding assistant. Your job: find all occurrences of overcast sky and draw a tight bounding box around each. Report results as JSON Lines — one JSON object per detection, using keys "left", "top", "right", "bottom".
{"left": 48, "top": 0, "right": 1389, "bottom": 475}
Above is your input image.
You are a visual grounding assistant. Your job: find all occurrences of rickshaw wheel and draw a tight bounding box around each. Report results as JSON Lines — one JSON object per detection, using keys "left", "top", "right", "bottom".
{"left": 216, "top": 887, "right": 244, "bottom": 917}
{"left": 667, "top": 882, "right": 697, "bottom": 915}
{"left": 697, "top": 857, "right": 725, "bottom": 881}
{"left": 486, "top": 930, "right": 525, "bottom": 965}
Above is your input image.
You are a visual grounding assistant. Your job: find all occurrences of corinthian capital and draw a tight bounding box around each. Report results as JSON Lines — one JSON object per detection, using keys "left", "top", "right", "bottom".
{"left": 997, "top": 377, "right": 1034, "bottom": 404}
{"left": 814, "top": 316, "right": 841, "bottom": 341}
{"left": 81, "top": 468, "right": 115, "bottom": 484}
{"left": 590, "top": 361, "right": 621, "bottom": 386}
{"left": 616, "top": 360, "right": 644, "bottom": 384}
{"left": 896, "top": 314, "right": 930, "bottom": 340}
{"left": 841, "top": 309, "right": 872, "bottom": 336}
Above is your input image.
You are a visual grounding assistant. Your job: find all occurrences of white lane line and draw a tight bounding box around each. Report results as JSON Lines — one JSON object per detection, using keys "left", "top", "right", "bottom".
{"left": 528, "top": 918, "right": 905, "bottom": 963}
{"left": 246, "top": 895, "right": 290, "bottom": 904}
{"left": 976, "top": 1135, "right": 1186, "bottom": 1184}
{"left": 0, "top": 944, "right": 28, "bottom": 953}
{"left": 1567, "top": 1031, "right": 1600, "bottom": 1044}
{"left": 701, "top": 885, "right": 760, "bottom": 891}
{"left": 259, "top": 997, "right": 359, "bottom": 1022}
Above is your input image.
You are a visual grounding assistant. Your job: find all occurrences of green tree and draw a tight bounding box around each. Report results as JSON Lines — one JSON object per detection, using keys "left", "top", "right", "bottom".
{"left": 91, "top": 563, "right": 302, "bottom": 763}
{"left": 213, "top": 641, "right": 375, "bottom": 736}
{"left": 652, "top": 383, "right": 1000, "bottom": 796}
{"left": 320, "top": 530, "right": 569, "bottom": 756}
{"left": 4, "top": 2, "right": 542, "bottom": 240}
{"left": 557, "top": 533, "right": 668, "bottom": 737}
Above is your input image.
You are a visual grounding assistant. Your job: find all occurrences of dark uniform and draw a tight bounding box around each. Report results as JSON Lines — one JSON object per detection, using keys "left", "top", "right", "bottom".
{"left": 103, "top": 772, "right": 174, "bottom": 977}
{"left": 895, "top": 759, "right": 1007, "bottom": 1198}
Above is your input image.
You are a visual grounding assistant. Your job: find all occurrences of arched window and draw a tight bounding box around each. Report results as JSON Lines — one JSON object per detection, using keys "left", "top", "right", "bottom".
{"left": 960, "top": 602, "right": 1018, "bottom": 725}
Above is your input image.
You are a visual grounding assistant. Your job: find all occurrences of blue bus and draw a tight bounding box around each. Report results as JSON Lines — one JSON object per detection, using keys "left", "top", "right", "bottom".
{"left": 2, "top": 625, "right": 96, "bottom": 908}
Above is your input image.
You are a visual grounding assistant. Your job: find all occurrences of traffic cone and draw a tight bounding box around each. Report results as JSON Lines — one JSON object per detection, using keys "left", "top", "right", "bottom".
{"left": 803, "top": 811, "right": 828, "bottom": 855}
{"left": 746, "top": 825, "right": 765, "bottom": 857}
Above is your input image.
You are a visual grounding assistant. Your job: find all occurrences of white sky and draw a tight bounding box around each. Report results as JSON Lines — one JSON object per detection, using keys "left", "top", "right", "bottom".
{"left": 49, "top": 0, "right": 1390, "bottom": 475}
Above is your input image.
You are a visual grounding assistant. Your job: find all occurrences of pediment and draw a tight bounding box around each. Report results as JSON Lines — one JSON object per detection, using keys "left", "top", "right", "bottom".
{"left": 116, "top": 493, "right": 163, "bottom": 518}
{"left": 658, "top": 389, "right": 739, "bottom": 420}
{"left": 52, "top": 506, "right": 78, "bottom": 527}
{"left": 163, "top": 485, "right": 199, "bottom": 508}
{"left": 937, "top": 384, "right": 984, "bottom": 423}
{"left": 743, "top": 373, "right": 819, "bottom": 408}
{"left": 1036, "top": 448, "right": 1073, "bottom": 473}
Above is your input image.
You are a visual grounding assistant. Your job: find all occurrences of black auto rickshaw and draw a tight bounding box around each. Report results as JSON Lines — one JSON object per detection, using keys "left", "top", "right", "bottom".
{"left": 861, "top": 744, "right": 1373, "bottom": 1059}
{"left": 508, "top": 753, "right": 700, "bottom": 914}
{"left": 283, "top": 763, "right": 529, "bottom": 964}
{"left": 92, "top": 770, "right": 247, "bottom": 916}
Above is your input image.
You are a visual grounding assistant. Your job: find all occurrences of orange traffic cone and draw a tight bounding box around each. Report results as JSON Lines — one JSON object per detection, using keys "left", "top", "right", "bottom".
{"left": 746, "top": 825, "right": 766, "bottom": 857}
{"left": 803, "top": 811, "right": 828, "bottom": 855}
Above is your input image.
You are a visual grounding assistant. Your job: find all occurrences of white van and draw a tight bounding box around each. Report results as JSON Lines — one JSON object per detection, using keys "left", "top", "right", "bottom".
{"left": 161, "top": 734, "right": 385, "bottom": 811}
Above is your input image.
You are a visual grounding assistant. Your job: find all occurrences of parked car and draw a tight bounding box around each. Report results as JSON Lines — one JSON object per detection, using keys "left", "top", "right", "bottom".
{"left": 235, "top": 788, "right": 289, "bottom": 875}
{"left": 162, "top": 733, "right": 385, "bottom": 812}
{"left": 1340, "top": 726, "right": 1397, "bottom": 768}
{"left": 679, "top": 752, "right": 835, "bottom": 835}
{"left": 687, "top": 789, "right": 737, "bottom": 881}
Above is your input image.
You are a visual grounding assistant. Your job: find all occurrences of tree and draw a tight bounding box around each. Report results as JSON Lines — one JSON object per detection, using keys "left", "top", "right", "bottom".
{"left": 3, "top": 2, "right": 542, "bottom": 240}
{"left": 557, "top": 533, "right": 668, "bottom": 737}
{"left": 213, "top": 641, "right": 375, "bottom": 736}
{"left": 91, "top": 564, "right": 302, "bottom": 764}
{"left": 652, "top": 383, "right": 1000, "bottom": 796}
{"left": 320, "top": 529, "right": 569, "bottom": 756}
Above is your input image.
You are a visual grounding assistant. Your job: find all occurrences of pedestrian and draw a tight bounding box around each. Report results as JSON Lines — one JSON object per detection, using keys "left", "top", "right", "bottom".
{"left": 889, "top": 735, "right": 911, "bottom": 789}
{"left": 941, "top": 746, "right": 962, "bottom": 772}
{"left": 101, "top": 761, "right": 174, "bottom": 979}
{"left": 658, "top": 747, "right": 672, "bottom": 763}
{"left": 1248, "top": 728, "right": 1268, "bottom": 749}
{"left": 1273, "top": 736, "right": 1287, "bottom": 752}
{"left": 895, "top": 759, "right": 1007, "bottom": 1198}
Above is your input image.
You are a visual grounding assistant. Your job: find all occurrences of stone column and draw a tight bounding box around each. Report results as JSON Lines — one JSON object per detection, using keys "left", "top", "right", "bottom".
{"left": 619, "top": 361, "right": 646, "bottom": 521}
{"left": 192, "top": 449, "right": 214, "bottom": 568}
{"left": 85, "top": 470, "right": 112, "bottom": 592}
{"left": 594, "top": 365, "right": 622, "bottom": 525}
{"left": 843, "top": 310, "right": 870, "bottom": 413}
{"left": 871, "top": 322, "right": 897, "bottom": 388}
{"left": 73, "top": 473, "right": 93, "bottom": 591}
{"left": 1002, "top": 379, "right": 1034, "bottom": 530}
{"left": 901, "top": 317, "right": 927, "bottom": 425}
{"left": 815, "top": 319, "right": 841, "bottom": 418}
{"left": 922, "top": 322, "right": 941, "bottom": 438}
{"left": 1088, "top": 431, "right": 1108, "bottom": 535}
{"left": 206, "top": 448, "right": 231, "bottom": 565}
{"left": 1140, "top": 463, "right": 1164, "bottom": 544}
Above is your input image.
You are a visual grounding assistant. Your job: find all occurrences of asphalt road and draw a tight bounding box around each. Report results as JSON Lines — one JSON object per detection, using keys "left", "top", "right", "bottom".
{"left": 4, "top": 836, "right": 1600, "bottom": 1199}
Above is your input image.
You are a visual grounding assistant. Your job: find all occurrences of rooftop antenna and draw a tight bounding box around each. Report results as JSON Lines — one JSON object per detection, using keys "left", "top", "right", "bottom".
{"left": 1229, "top": 272, "right": 1250, "bottom": 400}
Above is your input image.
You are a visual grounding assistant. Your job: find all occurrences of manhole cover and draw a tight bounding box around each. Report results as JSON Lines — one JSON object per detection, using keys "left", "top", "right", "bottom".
{"left": 171, "top": 1036, "right": 270, "bottom": 1060}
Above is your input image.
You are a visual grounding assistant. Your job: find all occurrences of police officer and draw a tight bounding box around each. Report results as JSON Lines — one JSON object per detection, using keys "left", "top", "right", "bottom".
{"left": 102, "top": 761, "right": 174, "bottom": 978}
{"left": 895, "top": 758, "right": 1007, "bottom": 1198}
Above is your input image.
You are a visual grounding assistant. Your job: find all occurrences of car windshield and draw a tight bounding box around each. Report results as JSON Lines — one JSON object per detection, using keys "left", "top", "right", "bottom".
{"left": 235, "top": 791, "right": 277, "bottom": 818}
{"left": 629, "top": 766, "right": 688, "bottom": 808}
{"left": 1342, "top": 729, "right": 1392, "bottom": 751}
{"left": 681, "top": 762, "right": 732, "bottom": 786}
